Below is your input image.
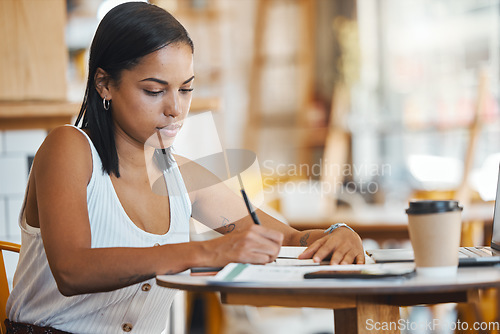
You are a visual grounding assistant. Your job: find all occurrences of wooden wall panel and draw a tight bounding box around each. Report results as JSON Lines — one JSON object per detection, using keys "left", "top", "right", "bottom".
{"left": 0, "top": 0, "right": 67, "bottom": 101}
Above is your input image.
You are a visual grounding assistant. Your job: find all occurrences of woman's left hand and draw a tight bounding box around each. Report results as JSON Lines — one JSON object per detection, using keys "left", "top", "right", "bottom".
{"left": 297, "top": 227, "right": 365, "bottom": 264}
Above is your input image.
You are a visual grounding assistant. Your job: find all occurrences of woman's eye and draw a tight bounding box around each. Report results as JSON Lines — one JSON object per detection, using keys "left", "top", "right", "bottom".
{"left": 144, "top": 90, "right": 163, "bottom": 96}
{"left": 179, "top": 88, "right": 194, "bottom": 94}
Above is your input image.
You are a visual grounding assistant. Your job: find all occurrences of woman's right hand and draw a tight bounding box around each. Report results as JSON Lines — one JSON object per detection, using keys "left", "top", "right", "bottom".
{"left": 202, "top": 224, "right": 283, "bottom": 266}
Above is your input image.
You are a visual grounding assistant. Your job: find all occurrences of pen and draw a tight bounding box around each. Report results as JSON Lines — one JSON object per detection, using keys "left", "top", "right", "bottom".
{"left": 237, "top": 174, "right": 261, "bottom": 225}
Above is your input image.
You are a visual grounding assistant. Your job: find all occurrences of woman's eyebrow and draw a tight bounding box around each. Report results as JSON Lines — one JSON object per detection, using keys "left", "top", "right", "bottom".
{"left": 183, "top": 76, "right": 195, "bottom": 84}
{"left": 140, "top": 78, "right": 168, "bottom": 85}
{"left": 139, "top": 76, "right": 194, "bottom": 85}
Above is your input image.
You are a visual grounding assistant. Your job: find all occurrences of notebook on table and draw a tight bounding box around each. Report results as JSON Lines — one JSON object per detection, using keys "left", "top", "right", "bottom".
{"left": 367, "top": 165, "right": 500, "bottom": 267}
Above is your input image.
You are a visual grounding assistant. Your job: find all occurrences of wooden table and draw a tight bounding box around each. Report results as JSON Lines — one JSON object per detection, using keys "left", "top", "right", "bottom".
{"left": 157, "top": 266, "right": 500, "bottom": 334}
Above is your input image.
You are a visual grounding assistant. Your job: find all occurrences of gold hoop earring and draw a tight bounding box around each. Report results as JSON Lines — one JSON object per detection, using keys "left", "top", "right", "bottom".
{"left": 103, "top": 96, "right": 111, "bottom": 110}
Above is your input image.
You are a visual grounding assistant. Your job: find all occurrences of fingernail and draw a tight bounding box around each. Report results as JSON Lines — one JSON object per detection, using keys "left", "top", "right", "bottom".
{"left": 313, "top": 257, "right": 320, "bottom": 262}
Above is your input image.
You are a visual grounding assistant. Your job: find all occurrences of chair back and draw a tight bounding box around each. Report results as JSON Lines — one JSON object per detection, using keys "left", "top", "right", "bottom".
{"left": 0, "top": 242, "right": 21, "bottom": 334}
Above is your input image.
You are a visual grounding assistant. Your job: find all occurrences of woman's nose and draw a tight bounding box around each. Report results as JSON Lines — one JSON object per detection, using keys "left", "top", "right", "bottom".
{"left": 164, "top": 91, "right": 181, "bottom": 118}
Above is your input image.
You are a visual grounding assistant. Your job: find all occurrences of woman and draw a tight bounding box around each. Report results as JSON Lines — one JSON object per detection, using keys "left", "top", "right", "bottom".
{"left": 6, "top": 2, "right": 364, "bottom": 333}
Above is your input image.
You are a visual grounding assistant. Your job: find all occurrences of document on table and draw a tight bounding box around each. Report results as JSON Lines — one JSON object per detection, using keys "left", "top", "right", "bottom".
{"left": 209, "top": 262, "right": 415, "bottom": 283}
{"left": 275, "top": 246, "right": 375, "bottom": 265}
{"left": 209, "top": 263, "right": 317, "bottom": 283}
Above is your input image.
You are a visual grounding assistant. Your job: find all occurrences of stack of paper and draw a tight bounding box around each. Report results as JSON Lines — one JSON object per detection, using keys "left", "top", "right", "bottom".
{"left": 272, "top": 246, "right": 319, "bottom": 266}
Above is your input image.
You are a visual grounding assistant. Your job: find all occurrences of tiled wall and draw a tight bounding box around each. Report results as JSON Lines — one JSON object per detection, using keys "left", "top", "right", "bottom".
{"left": 1, "top": 129, "right": 47, "bottom": 284}
{"left": 1, "top": 129, "right": 47, "bottom": 242}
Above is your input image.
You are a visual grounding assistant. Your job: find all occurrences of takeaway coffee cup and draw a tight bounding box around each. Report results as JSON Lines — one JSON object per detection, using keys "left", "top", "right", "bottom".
{"left": 406, "top": 200, "right": 463, "bottom": 277}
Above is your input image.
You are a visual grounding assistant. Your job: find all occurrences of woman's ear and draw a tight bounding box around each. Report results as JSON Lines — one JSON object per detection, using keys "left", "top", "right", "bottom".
{"left": 94, "top": 68, "right": 112, "bottom": 99}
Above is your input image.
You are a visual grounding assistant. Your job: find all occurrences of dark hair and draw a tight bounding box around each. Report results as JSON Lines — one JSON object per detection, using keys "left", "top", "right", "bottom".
{"left": 75, "top": 2, "right": 194, "bottom": 177}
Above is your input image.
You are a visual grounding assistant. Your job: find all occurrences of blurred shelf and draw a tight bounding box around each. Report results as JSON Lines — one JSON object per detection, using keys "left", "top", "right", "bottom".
{"left": 258, "top": 113, "right": 297, "bottom": 127}
{"left": 190, "top": 97, "right": 222, "bottom": 113}
{"left": 299, "top": 126, "right": 328, "bottom": 147}
{"left": 0, "top": 100, "right": 79, "bottom": 130}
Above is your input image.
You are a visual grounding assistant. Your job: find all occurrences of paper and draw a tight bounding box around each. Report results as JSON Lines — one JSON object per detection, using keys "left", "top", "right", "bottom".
{"left": 210, "top": 263, "right": 315, "bottom": 283}
{"left": 271, "top": 258, "right": 319, "bottom": 266}
{"left": 209, "top": 262, "right": 416, "bottom": 283}
{"left": 272, "top": 246, "right": 318, "bottom": 266}
{"left": 366, "top": 249, "right": 415, "bottom": 262}
{"left": 278, "top": 246, "right": 307, "bottom": 259}
{"left": 276, "top": 246, "right": 374, "bottom": 266}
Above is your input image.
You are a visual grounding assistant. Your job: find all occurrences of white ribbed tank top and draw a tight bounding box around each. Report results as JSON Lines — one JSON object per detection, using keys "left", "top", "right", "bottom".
{"left": 7, "top": 125, "right": 192, "bottom": 334}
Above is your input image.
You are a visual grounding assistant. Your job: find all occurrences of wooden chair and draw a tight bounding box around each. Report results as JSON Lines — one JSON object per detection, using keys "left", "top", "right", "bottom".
{"left": 0, "top": 241, "right": 21, "bottom": 334}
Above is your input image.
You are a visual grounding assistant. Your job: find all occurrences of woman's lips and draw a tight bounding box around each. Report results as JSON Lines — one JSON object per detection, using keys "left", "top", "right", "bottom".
{"left": 157, "top": 124, "right": 181, "bottom": 137}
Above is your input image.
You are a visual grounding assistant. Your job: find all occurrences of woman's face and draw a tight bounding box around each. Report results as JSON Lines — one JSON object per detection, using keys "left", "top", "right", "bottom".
{"left": 107, "top": 43, "right": 194, "bottom": 150}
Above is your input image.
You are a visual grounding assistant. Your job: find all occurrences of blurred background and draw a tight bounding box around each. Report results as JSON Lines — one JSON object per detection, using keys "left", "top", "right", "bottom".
{"left": 67, "top": 0, "right": 500, "bottom": 223}
{"left": 1, "top": 0, "right": 500, "bottom": 333}
{"left": 1, "top": 0, "right": 499, "bottom": 237}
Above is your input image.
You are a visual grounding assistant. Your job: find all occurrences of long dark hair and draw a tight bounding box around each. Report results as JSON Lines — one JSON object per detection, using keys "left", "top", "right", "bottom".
{"left": 75, "top": 2, "right": 194, "bottom": 177}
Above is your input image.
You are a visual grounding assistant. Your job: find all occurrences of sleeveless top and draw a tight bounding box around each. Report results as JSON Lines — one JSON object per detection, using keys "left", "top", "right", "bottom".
{"left": 6, "top": 125, "right": 192, "bottom": 334}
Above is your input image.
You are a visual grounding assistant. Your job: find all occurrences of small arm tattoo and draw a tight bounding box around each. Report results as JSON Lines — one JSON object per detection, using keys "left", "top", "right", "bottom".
{"left": 300, "top": 232, "right": 310, "bottom": 246}
{"left": 221, "top": 216, "right": 235, "bottom": 233}
{"left": 222, "top": 224, "right": 235, "bottom": 233}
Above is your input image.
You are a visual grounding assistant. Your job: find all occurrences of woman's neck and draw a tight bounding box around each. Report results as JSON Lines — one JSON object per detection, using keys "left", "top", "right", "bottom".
{"left": 114, "top": 131, "right": 156, "bottom": 176}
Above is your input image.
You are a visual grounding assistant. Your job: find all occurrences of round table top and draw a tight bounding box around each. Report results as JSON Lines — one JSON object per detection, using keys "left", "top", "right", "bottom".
{"left": 157, "top": 265, "right": 500, "bottom": 296}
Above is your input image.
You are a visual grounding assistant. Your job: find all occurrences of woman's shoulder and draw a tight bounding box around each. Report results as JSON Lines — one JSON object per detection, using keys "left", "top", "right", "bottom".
{"left": 38, "top": 126, "right": 91, "bottom": 155}
{"left": 43, "top": 125, "right": 88, "bottom": 140}
{"left": 33, "top": 125, "right": 93, "bottom": 180}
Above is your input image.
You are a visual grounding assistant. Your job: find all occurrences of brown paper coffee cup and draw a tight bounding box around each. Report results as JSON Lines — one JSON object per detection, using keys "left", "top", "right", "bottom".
{"left": 406, "top": 200, "right": 462, "bottom": 276}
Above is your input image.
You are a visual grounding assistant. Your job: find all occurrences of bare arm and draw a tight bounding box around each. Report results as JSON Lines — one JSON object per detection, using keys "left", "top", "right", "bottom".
{"left": 184, "top": 160, "right": 364, "bottom": 265}
{"left": 234, "top": 208, "right": 365, "bottom": 264}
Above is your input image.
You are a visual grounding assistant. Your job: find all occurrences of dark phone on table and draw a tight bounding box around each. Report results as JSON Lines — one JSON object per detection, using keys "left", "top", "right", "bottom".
{"left": 304, "top": 269, "right": 415, "bottom": 279}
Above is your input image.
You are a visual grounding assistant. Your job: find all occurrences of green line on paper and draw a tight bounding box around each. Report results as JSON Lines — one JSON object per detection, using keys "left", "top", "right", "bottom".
{"left": 223, "top": 264, "right": 249, "bottom": 281}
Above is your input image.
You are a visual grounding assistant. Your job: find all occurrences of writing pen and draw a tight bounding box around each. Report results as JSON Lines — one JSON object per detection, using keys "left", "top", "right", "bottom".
{"left": 237, "top": 174, "right": 261, "bottom": 225}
